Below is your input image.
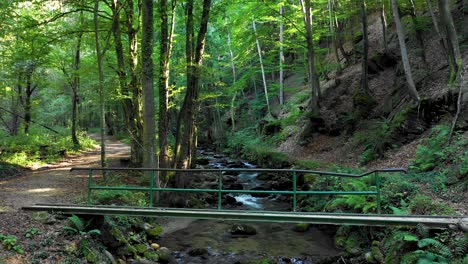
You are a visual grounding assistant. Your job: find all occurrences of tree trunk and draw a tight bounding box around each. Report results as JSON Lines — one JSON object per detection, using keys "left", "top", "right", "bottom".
{"left": 409, "top": 0, "right": 427, "bottom": 62}
{"left": 252, "top": 20, "right": 271, "bottom": 116}
{"left": 71, "top": 20, "right": 83, "bottom": 148}
{"left": 159, "top": 0, "right": 177, "bottom": 171}
{"left": 124, "top": 0, "right": 144, "bottom": 166}
{"left": 279, "top": 4, "right": 285, "bottom": 105}
{"left": 142, "top": 0, "right": 157, "bottom": 175}
{"left": 391, "top": 0, "right": 421, "bottom": 102}
{"left": 173, "top": 0, "right": 211, "bottom": 187}
{"left": 94, "top": 0, "right": 107, "bottom": 169}
{"left": 227, "top": 32, "right": 237, "bottom": 131}
{"left": 328, "top": 0, "right": 340, "bottom": 68}
{"left": 439, "top": 0, "right": 463, "bottom": 82}
{"left": 300, "top": 0, "right": 321, "bottom": 111}
{"left": 426, "top": 0, "right": 448, "bottom": 51}
{"left": 23, "top": 66, "right": 35, "bottom": 134}
{"left": 380, "top": 0, "right": 388, "bottom": 53}
{"left": 361, "top": 0, "right": 370, "bottom": 93}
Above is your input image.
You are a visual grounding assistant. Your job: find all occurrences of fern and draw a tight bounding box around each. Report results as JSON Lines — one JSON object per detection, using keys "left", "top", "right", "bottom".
{"left": 67, "top": 215, "right": 86, "bottom": 232}
{"left": 454, "top": 235, "right": 468, "bottom": 257}
{"left": 416, "top": 224, "right": 429, "bottom": 239}
{"left": 417, "top": 238, "right": 452, "bottom": 258}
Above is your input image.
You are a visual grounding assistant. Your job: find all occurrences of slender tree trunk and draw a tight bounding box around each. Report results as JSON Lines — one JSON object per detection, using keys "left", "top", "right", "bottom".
{"left": 380, "top": 0, "right": 388, "bottom": 53}
{"left": 279, "top": 4, "right": 285, "bottom": 105}
{"left": 409, "top": 0, "right": 427, "bottom": 62}
{"left": 391, "top": 0, "right": 421, "bottom": 102}
{"left": 71, "top": 19, "right": 83, "bottom": 148}
{"left": 439, "top": 0, "right": 462, "bottom": 82}
{"left": 252, "top": 20, "right": 271, "bottom": 116}
{"left": 159, "top": 0, "right": 177, "bottom": 171}
{"left": 361, "top": 0, "right": 370, "bottom": 93}
{"left": 227, "top": 32, "right": 237, "bottom": 131}
{"left": 300, "top": 0, "right": 321, "bottom": 111}
{"left": 94, "top": 0, "right": 107, "bottom": 169}
{"left": 23, "top": 65, "right": 35, "bottom": 134}
{"left": 426, "top": 0, "right": 447, "bottom": 51}
{"left": 328, "top": 0, "right": 340, "bottom": 68}
{"left": 174, "top": 0, "right": 211, "bottom": 186}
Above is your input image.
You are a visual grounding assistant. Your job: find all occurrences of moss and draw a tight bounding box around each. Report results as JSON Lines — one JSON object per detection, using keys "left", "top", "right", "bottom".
{"left": 292, "top": 223, "right": 310, "bottom": 232}
{"left": 144, "top": 251, "right": 159, "bottom": 261}
{"left": 294, "top": 160, "right": 323, "bottom": 170}
{"left": 134, "top": 244, "right": 148, "bottom": 254}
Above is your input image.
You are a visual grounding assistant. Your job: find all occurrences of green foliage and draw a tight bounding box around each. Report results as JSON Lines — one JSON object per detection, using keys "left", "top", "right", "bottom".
{"left": 327, "top": 178, "right": 377, "bottom": 213}
{"left": 25, "top": 228, "right": 41, "bottom": 238}
{"left": 0, "top": 233, "right": 24, "bottom": 254}
{"left": 226, "top": 128, "right": 290, "bottom": 168}
{"left": 63, "top": 215, "right": 101, "bottom": 237}
{"left": 352, "top": 117, "right": 404, "bottom": 164}
{"left": 408, "top": 194, "right": 454, "bottom": 215}
{"left": 294, "top": 160, "right": 323, "bottom": 170}
{"left": 0, "top": 129, "right": 96, "bottom": 167}
{"left": 92, "top": 190, "right": 148, "bottom": 207}
{"left": 411, "top": 126, "right": 451, "bottom": 172}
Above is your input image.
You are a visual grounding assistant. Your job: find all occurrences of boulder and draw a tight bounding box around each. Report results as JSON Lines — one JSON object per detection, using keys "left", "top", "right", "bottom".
{"left": 230, "top": 224, "right": 257, "bottom": 236}
{"left": 196, "top": 157, "right": 210, "bottom": 165}
{"left": 156, "top": 247, "right": 172, "bottom": 263}
{"left": 225, "top": 183, "right": 243, "bottom": 190}
{"left": 223, "top": 195, "right": 238, "bottom": 205}
{"left": 188, "top": 248, "right": 208, "bottom": 256}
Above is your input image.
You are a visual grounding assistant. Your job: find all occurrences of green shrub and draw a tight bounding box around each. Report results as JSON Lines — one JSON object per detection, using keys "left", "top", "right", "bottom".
{"left": 92, "top": 190, "right": 148, "bottom": 207}
{"left": 0, "top": 233, "right": 24, "bottom": 254}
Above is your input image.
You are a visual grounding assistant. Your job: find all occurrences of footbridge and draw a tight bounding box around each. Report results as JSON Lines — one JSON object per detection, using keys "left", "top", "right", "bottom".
{"left": 22, "top": 167, "right": 468, "bottom": 232}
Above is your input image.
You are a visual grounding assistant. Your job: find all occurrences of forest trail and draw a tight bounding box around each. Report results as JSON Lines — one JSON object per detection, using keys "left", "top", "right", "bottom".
{"left": 0, "top": 134, "right": 130, "bottom": 211}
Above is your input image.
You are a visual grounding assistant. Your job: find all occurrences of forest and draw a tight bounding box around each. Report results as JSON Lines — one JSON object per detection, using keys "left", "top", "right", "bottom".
{"left": 0, "top": 0, "right": 467, "bottom": 263}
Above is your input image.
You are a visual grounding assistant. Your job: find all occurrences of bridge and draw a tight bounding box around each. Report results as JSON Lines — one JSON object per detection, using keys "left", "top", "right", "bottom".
{"left": 22, "top": 167, "right": 468, "bottom": 232}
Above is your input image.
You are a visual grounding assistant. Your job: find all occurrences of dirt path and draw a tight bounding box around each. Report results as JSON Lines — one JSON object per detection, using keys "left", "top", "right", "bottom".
{"left": 0, "top": 134, "right": 130, "bottom": 211}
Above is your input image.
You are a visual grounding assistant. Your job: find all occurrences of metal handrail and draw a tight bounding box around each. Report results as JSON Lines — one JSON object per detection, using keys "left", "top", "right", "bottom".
{"left": 71, "top": 167, "right": 406, "bottom": 214}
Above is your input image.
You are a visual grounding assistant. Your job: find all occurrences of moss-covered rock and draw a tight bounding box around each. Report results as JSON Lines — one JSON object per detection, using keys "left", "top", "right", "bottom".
{"left": 292, "top": 223, "right": 310, "bottom": 232}
{"left": 32, "top": 212, "right": 56, "bottom": 225}
{"left": 156, "top": 247, "right": 172, "bottom": 263}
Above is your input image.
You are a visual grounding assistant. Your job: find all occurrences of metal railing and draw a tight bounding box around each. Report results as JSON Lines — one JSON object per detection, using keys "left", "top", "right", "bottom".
{"left": 70, "top": 167, "right": 407, "bottom": 214}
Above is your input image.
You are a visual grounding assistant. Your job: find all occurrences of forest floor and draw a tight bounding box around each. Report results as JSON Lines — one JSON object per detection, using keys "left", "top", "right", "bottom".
{"left": 0, "top": 134, "right": 130, "bottom": 263}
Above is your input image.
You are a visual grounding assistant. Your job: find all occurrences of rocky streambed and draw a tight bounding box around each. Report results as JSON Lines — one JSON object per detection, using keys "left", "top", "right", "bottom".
{"left": 156, "top": 149, "right": 343, "bottom": 263}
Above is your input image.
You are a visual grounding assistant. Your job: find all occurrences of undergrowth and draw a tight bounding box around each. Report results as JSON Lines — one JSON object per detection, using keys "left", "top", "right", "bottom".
{"left": 0, "top": 128, "right": 96, "bottom": 167}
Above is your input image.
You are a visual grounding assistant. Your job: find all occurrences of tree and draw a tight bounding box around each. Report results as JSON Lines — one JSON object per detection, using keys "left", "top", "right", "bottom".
{"left": 173, "top": 0, "right": 211, "bottom": 186}
{"left": 94, "top": 0, "right": 107, "bottom": 168}
{"left": 299, "top": 0, "right": 321, "bottom": 111}
{"left": 438, "top": 0, "right": 462, "bottom": 82}
{"left": 252, "top": 19, "right": 271, "bottom": 116}
{"left": 159, "top": 0, "right": 177, "bottom": 170}
{"left": 391, "top": 0, "right": 421, "bottom": 102}
{"left": 142, "top": 0, "right": 157, "bottom": 176}
{"left": 360, "top": 0, "right": 370, "bottom": 93}
{"left": 108, "top": 0, "right": 144, "bottom": 166}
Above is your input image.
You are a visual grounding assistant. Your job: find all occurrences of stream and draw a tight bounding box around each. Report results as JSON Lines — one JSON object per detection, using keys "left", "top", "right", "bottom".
{"left": 158, "top": 149, "right": 341, "bottom": 263}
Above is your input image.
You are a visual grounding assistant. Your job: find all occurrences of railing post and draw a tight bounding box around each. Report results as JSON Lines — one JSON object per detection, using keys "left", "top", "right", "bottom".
{"left": 87, "top": 169, "right": 93, "bottom": 205}
{"left": 218, "top": 171, "right": 223, "bottom": 210}
{"left": 376, "top": 171, "right": 381, "bottom": 214}
{"left": 293, "top": 171, "right": 297, "bottom": 212}
{"left": 149, "top": 170, "right": 155, "bottom": 207}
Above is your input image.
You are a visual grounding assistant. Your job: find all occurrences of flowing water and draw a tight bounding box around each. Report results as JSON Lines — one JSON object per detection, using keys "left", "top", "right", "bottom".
{"left": 158, "top": 149, "right": 341, "bottom": 263}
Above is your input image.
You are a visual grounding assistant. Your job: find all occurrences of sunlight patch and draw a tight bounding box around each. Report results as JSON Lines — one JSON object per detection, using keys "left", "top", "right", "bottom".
{"left": 27, "top": 188, "right": 56, "bottom": 193}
